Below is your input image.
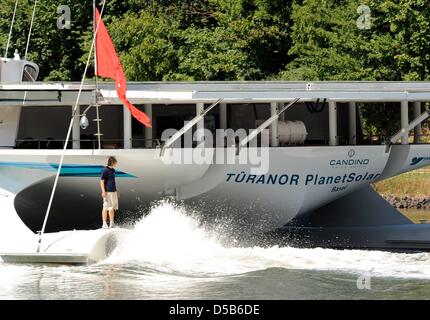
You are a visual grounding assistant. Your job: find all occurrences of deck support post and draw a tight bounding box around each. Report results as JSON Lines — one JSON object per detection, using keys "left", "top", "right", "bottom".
{"left": 329, "top": 101, "right": 338, "bottom": 146}
{"left": 401, "top": 101, "right": 409, "bottom": 145}
{"left": 144, "top": 104, "right": 153, "bottom": 148}
{"left": 196, "top": 103, "right": 205, "bottom": 146}
{"left": 348, "top": 102, "right": 357, "bottom": 145}
{"left": 72, "top": 105, "right": 80, "bottom": 150}
{"left": 414, "top": 102, "right": 422, "bottom": 144}
{"left": 219, "top": 102, "right": 227, "bottom": 130}
{"left": 123, "top": 107, "right": 132, "bottom": 149}
{"left": 270, "top": 102, "right": 279, "bottom": 147}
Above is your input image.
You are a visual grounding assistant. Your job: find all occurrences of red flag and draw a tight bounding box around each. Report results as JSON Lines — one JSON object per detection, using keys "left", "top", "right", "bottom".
{"left": 95, "top": 9, "right": 152, "bottom": 128}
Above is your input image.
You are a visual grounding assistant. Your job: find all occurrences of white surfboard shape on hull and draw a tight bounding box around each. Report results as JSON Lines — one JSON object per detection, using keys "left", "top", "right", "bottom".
{"left": 0, "top": 228, "right": 130, "bottom": 265}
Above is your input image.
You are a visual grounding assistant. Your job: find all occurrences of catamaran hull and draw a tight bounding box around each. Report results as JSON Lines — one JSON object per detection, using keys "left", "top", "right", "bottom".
{"left": 0, "top": 145, "right": 429, "bottom": 238}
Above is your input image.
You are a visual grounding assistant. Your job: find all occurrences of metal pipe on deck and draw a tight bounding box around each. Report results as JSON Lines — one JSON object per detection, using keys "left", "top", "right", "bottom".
{"left": 401, "top": 101, "right": 409, "bottom": 145}
{"left": 329, "top": 101, "right": 338, "bottom": 146}
{"left": 414, "top": 102, "right": 422, "bottom": 144}
{"left": 238, "top": 99, "right": 300, "bottom": 152}
{"left": 144, "top": 104, "right": 153, "bottom": 148}
{"left": 160, "top": 99, "right": 222, "bottom": 156}
{"left": 349, "top": 102, "right": 357, "bottom": 145}
{"left": 389, "top": 109, "right": 430, "bottom": 146}
{"left": 270, "top": 102, "right": 279, "bottom": 147}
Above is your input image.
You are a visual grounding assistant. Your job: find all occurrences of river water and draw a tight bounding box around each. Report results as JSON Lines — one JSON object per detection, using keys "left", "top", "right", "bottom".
{"left": 1, "top": 202, "right": 430, "bottom": 300}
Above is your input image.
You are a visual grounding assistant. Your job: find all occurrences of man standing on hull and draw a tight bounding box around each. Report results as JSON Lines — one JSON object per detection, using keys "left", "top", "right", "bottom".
{"left": 100, "top": 156, "right": 119, "bottom": 229}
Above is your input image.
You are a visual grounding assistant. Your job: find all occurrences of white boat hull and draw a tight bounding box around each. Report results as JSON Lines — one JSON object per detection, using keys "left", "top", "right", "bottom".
{"left": 0, "top": 144, "right": 429, "bottom": 236}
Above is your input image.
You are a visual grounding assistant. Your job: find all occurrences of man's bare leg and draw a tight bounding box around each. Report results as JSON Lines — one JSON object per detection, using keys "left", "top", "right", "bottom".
{"left": 109, "top": 209, "right": 115, "bottom": 227}
{"left": 102, "top": 209, "right": 108, "bottom": 227}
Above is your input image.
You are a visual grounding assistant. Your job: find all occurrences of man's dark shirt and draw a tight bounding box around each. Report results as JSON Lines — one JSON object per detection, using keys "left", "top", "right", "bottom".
{"left": 101, "top": 166, "right": 117, "bottom": 192}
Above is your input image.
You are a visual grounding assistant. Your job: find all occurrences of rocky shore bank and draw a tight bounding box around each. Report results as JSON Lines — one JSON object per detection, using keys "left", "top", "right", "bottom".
{"left": 383, "top": 195, "right": 430, "bottom": 210}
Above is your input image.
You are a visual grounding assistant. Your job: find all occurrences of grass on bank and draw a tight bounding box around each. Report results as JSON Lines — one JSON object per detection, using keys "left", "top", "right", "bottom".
{"left": 373, "top": 168, "right": 430, "bottom": 223}
{"left": 400, "top": 209, "right": 430, "bottom": 224}
{"left": 373, "top": 168, "right": 430, "bottom": 198}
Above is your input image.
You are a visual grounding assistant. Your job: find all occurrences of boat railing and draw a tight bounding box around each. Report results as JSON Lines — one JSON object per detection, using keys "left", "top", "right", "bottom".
{"left": 1, "top": 134, "right": 429, "bottom": 150}
{"left": 362, "top": 134, "right": 430, "bottom": 145}
{"left": 11, "top": 138, "right": 162, "bottom": 150}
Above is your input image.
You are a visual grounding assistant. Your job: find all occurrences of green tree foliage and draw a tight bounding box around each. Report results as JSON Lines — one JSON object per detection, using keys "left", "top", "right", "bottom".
{"left": 280, "top": 0, "right": 430, "bottom": 82}
{"left": 108, "top": 0, "right": 292, "bottom": 81}
{"left": 108, "top": 10, "right": 181, "bottom": 81}
{"left": 1, "top": 0, "right": 292, "bottom": 81}
{"left": 0, "top": 0, "right": 93, "bottom": 81}
{"left": 2, "top": 0, "right": 429, "bottom": 83}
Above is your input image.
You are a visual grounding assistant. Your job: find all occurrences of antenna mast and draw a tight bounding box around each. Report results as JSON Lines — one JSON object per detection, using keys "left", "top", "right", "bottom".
{"left": 24, "top": 0, "right": 38, "bottom": 60}
{"left": 4, "top": 0, "right": 19, "bottom": 58}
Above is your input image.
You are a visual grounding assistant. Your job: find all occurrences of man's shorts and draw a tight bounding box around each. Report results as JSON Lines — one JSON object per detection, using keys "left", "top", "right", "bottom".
{"left": 103, "top": 192, "right": 119, "bottom": 211}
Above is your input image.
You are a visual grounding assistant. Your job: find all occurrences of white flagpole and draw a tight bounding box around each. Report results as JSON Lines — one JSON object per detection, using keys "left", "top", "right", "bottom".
{"left": 94, "top": 0, "right": 102, "bottom": 150}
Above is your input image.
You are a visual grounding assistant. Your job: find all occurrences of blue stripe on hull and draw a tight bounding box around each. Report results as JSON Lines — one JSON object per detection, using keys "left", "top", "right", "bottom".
{"left": 0, "top": 162, "right": 137, "bottom": 178}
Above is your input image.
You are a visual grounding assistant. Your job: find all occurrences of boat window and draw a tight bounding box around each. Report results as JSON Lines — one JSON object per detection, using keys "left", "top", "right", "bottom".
{"left": 22, "top": 65, "right": 38, "bottom": 82}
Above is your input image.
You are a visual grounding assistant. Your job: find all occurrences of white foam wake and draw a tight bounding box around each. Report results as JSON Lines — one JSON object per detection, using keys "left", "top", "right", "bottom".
{"left": 104, "top": 201, "right": 430, "bottom": 279}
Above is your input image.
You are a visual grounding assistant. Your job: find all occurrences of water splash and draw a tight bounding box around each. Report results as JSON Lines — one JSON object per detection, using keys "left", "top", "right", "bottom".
{"left": 104, "top": 201, "right": 430, "bottom": 279}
